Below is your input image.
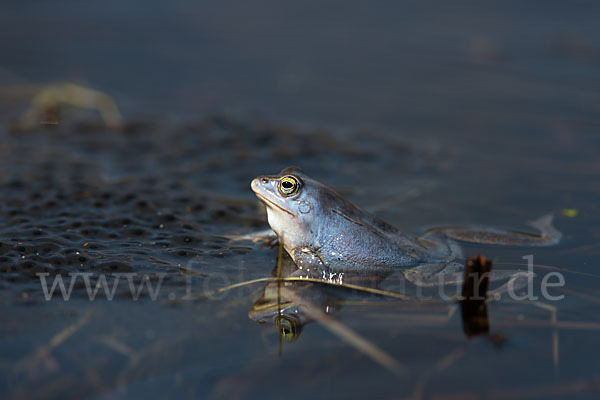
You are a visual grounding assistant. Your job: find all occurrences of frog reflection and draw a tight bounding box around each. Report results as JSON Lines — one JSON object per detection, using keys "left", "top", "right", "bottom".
{"left": 248, "top": 254, "right": 495, "bottom": 342}
{"left": 248, "top": 255, "right": 344, "bottom": 341}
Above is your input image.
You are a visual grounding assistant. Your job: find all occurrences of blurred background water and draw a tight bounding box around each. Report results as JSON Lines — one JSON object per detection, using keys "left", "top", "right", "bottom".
{"left": 1, "top": 1, "right": 599, "bottom": 399}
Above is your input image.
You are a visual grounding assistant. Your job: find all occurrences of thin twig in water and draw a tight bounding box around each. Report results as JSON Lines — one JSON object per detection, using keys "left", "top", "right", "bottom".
{"left": 14, "top": 310, "right": 92, "bottom": 377}
{"left": 206, "top": 276, "right": 412, "bottom": 300}
{"left": 277, "top": 242, "right": 283, "bottom": 357}
{"left": 557, "top": 242, "right": 600, "bottom": 256}
{"left": 96, "top": 336, "right": 137, "bottom": 359}
{"left": 494, "top": 319, "right": 600, "bottom": 331}
{"left": 408, "top": 346, "right": 466, "bottom": 400}
{"left": 495, "top": 262, "right": 600, "bottom": 279}
{"left": 280, "top": 286, "right": 408, "bottom": 376}
{"left": 559, "top": 287, "right": 600, "bottom": 305}
{"left": 529, "top": 301, "right": 559, "bottom": 369}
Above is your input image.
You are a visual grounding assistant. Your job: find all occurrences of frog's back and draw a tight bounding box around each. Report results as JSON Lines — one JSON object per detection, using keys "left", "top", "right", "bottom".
{"left": 313, "top": 185, "right": 434, "bottom": 272}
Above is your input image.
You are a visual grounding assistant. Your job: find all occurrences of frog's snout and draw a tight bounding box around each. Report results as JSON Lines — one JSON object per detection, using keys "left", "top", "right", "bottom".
{"left": 251, "top": 177, "right": 267, "bottom": 192}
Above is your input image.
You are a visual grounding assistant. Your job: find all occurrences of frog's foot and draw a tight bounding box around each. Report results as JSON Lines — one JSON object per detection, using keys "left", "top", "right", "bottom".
{"left": 225, "top": 229, "right": 278, "bottom": 245}
{"left": 488, "top": 271, "right": 532, "bottom": 298}
{"left": 436, "top": 214, "right": 561, "bottom": 247}
{"left": 526, "top": 214, "right": 562, "bottom": 245}
{"left": 404, "top": 262, "right": 530, "bottom": 289}
{"left": 403, "top": 262, "right": 463, "bottom": 287}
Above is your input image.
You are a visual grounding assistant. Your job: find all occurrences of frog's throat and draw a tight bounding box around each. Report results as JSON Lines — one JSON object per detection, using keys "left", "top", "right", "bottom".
{"left": 255, "top": 193, "right": 297, "bottom": 218}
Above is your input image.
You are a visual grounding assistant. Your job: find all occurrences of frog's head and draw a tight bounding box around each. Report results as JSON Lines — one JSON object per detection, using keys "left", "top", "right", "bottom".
{"left": 251, "top": 166, "right": 322, "bottom": 250}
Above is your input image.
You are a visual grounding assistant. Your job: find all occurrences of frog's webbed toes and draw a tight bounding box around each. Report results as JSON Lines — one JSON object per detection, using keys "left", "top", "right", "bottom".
{"left": 526, "top": 213, "right": 562, "bottom": 246}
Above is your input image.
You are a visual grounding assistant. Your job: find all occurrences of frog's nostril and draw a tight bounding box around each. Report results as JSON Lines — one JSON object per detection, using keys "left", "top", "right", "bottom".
{"left": 261, "top": 178, "right": 269, "bottom": 184}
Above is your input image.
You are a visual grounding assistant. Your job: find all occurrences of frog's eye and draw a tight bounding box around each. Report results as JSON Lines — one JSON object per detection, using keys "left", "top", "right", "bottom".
{"left": 278, "top": 175, "right": 300, "bottom": 197}
{"left": 275, "top": 315, "right": 301, "bottom": 342}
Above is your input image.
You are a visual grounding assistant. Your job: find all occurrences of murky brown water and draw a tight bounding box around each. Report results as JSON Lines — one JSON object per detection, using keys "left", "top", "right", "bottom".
{"left": 1, "top": 1, "right": 600, "bottom": 399}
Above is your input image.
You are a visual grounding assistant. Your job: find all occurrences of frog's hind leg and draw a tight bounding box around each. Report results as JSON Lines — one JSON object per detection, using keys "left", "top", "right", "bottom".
{"left": 434, "top": 214, "right": 561, "bottom": 247}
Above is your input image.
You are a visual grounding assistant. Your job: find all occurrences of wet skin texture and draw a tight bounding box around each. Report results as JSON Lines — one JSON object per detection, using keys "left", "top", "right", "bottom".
{"left": 251, "top": 167, "right": 561, "bottom": 283}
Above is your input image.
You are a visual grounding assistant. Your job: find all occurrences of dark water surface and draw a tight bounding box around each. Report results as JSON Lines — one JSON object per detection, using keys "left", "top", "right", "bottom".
{"left": 1, "top": 1, "right": 600, "bottom": 399}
